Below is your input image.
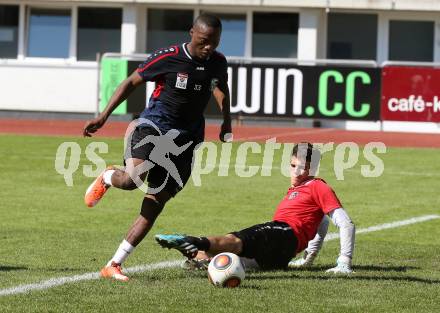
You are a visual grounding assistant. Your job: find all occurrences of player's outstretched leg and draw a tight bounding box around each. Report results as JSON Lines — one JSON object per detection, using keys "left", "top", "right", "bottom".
{"left": 155, "top": 234, "right": 200, "bottom": 259}
{"left": 84, "top": 165, "right": 117, "bottom": 207}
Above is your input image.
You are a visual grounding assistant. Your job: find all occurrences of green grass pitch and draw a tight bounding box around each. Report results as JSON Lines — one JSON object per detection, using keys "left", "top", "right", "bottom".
{"left": 0, "top": 134, "right": 439, "bottom": 313}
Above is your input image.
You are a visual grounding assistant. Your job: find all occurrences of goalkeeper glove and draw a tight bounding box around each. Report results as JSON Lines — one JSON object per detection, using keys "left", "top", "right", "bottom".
{"left": 288, "top": 251, "right": 317, "bottom": 268}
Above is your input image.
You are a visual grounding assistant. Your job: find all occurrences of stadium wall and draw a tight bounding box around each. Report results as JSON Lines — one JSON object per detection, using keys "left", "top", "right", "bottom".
{"left": 0, "top": 60, "right": 98, "bottom": 113}
{"left": 26, "top": 1, "right": 440, "bottom": 12}
{"left": 1, "top": 0, "right": 440, "bottom": 133}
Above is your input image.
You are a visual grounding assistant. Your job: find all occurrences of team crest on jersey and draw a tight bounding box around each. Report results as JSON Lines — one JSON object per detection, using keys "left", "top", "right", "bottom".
{"left": 176, "top": 73, "right": 188, "bottom": 89}
{"left": 288, "top": 191, "right": 299, "bottom": 200}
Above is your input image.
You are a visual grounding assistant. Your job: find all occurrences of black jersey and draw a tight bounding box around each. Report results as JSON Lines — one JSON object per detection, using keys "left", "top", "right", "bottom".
{"left": 137, "top": 43, "right": 227, "bottom": 140}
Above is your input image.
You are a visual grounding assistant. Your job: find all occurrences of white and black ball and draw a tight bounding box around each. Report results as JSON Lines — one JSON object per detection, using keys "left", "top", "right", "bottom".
{"left": 207, "top": 252, "right": 245, "bottom": 288}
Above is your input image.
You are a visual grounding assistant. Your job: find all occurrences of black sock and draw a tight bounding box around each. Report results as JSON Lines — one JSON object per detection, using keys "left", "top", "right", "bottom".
{"left": 186, "top": 236, "right": 211, "bottom": 251}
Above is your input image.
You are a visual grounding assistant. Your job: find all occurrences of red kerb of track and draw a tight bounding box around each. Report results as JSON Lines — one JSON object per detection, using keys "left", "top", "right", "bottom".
{"left": 0, "top": 118, "right": 439, "bottom": 148}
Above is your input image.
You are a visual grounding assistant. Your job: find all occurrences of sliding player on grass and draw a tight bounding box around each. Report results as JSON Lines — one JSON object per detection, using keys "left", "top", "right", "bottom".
{"left": 156, "top": 143, "right": 356, "bottom": 273}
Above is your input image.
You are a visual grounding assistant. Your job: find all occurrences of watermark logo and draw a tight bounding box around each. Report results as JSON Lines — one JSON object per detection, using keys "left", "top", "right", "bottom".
{"left": 54, "top": 141, "right": 108, "bottom": 186}
{"left": 54, "top": 118, "right": 387, "bottom": 189}
{"left": 190, "top": 140, "right": 386, "bottom": 185}
{"left": 123, "top": 118, "right": 193, "bottom": 193}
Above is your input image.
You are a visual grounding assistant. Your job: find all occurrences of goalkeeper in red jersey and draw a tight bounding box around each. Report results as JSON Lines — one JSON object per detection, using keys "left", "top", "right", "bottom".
{"left": 156, "top": 142, "right": 356, "bottom": 273}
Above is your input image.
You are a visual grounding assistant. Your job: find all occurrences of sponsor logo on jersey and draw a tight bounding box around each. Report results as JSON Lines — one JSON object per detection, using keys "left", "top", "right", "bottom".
{"left": 196, "top": 67, "right": 205, "bottom": 71}
{"left": 176, "top": 73, "right": 188, "bottom": 89}
{"left": 194, "top": 84, "right": 202, "bottom": 91}
{"left": 288, "top": 191, "right": 299, "bottom": 200}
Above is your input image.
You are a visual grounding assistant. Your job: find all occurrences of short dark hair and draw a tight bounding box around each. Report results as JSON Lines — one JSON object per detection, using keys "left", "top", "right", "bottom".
{"left": 193, "top": 14, "right": 222, "bottom": 30}
{"left": 292, "top": 142, "right": 321, "bottom": 163}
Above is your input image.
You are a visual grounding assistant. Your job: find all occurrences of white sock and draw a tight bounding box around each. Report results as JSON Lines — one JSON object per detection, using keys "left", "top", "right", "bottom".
{"left": 107, "top": 239, "right": 135, "bottom": 266}
{"left": 103, "top": 170, "right": 115, "bottom": 186}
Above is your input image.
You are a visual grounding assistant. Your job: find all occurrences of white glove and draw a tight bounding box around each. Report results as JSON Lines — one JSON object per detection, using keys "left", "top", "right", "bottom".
{"left": 288, "top": 251, "right": 317, "bottom": 268}
{"left": 326, "top": 255, "right": 353, "bottom": 274}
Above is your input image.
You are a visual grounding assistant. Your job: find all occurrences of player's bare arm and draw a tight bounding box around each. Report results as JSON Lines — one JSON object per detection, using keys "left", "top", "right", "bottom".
{"left": 213, "top": 81, "right": 232, "bottom": 142}
{"left": 83, "top": 71, "right": 144, "bottom": 137}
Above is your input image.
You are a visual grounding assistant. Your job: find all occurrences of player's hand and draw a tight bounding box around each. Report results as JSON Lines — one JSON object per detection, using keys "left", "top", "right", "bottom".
{"left": 219, "top": 121, "right": 232, "bottom": 142}
{"left": 288, "top": 251, "right": 317, "bottom": 268}
{"left": 326, "top": 255, "right": 353, "bottom": 274}
{"left": 83, "top": 116, "right": 106, "bottom": 137}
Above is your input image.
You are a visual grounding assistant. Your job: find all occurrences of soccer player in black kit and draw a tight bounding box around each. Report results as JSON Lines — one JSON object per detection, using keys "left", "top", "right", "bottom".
{"left": 82, "top": 14, "right": 231, "bottom": 281}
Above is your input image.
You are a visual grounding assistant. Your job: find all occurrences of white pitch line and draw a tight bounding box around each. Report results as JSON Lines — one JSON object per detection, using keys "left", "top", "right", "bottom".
{"left": 324, "top": 214, "right": 440, "bottom": 241}
{"left": 0, "top": 260, "right": 181, "bottom": 297}
{"left": 1, "top": 215, "right": 439, "bottom": 297}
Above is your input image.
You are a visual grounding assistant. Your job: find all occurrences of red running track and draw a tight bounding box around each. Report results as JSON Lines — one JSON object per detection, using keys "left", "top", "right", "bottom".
{"left": 0, "top": 118, "right": 439, "bottom": 148}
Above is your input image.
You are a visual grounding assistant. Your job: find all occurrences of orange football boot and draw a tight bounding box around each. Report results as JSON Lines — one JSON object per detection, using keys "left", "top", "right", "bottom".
{"left": 84, "top": 166, "right": 116, "bottom": 207}
{"left": 100, "top": 262, "right": 129, "bottom": 282}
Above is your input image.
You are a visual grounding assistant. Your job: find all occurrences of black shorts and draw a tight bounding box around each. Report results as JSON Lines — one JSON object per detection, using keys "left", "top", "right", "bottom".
{"left": 124, "top": 126, "right": 197, "bottom": 197}
{"left": 231, "top": 221, "right": 298, "bottom": 270}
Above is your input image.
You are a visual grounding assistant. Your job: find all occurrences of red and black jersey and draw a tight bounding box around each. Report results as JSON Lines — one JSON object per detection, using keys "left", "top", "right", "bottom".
{"left": 137, "top": 43, "right": 227, "bottom": 140}
{"left": 273, "top": 178, "right": 342, "bottom": 253}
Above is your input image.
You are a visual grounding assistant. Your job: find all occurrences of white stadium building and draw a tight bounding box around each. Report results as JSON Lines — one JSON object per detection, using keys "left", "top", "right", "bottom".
{"left": 1, "top": 0, "right": 440, "bottom": 132}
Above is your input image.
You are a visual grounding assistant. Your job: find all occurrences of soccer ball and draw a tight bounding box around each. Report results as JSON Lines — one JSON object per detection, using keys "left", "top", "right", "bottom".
{"left": 207, "top": 252, "right": 245, "bottom": 288}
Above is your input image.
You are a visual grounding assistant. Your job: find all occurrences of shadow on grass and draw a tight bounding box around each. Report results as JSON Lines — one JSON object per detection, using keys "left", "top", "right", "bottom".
{"left": 297, "top": 264, "right": 420, "bottom": 273}
{"left": 0, "top": 265, "right": 29, "bottom": 272}
{"left": 44, "top": 267, "right": 85, "bottom": 272}
{"left": 136, "top": 264, "right": 435, "bottom": 286}
{"left": 233, "top": 284, "right": 262, "bottom": 290}
{"left": 252, "top": 274, "right": 440, "bottom": 285}
{"left": 352, "top": 265, "right": 420, "bottom": 272}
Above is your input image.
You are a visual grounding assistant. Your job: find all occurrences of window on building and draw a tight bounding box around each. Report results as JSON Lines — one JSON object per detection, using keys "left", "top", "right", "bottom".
{"left": 389, "top": 20, "right": 434, "bottom": 62}
{"left": 147, "top": 9, "right": 193, "bottom": 52}
{"left": 214, "top": 13, "right": 246, "bottom": 57}
{"left": 327, "top": 13, "right": 377, "bottom": 60}
{"left": 27, "top": 9, "right": 71, "bottom": 58}
{"left": 0, "top": 5, "right": 19, "bottom": 59}
{"left": 77, "top": 8, "right": 121, "bottom": 61}
{"left": 252, "top": 12, "right": 298, "bottom": 58}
